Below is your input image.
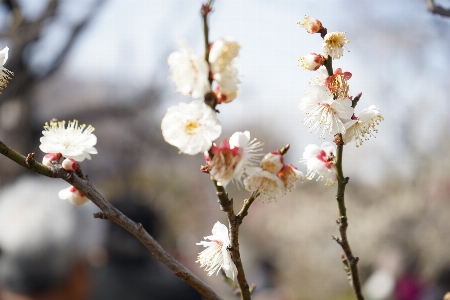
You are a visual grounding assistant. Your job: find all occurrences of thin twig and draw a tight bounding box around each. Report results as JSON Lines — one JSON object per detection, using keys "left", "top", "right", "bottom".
{"left": 333, "top": 134, "right": 364, "bottom": 300}
{"left": 0, "top": 140, "right": 222, "bottom": 300}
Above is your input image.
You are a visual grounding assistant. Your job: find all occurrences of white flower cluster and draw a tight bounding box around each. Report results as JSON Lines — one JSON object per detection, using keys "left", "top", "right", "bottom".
{"left": 162, "top": 37, "right": 242, "bottom": 155}
{"left": 297, "top": 17, "right": 384, "bottom": 184}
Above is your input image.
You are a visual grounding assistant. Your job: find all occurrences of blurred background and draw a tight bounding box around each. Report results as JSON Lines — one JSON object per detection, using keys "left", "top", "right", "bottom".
{"left": 0, "top": 0, "right": 450, "bottom": 299}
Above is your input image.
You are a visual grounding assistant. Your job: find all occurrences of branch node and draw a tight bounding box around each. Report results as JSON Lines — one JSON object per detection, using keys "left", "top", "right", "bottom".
{"left": 93, "top": 212, "right": 107, "bottom": 219}
{"left": 25, "top": 152, "right": 35, "bottom": 168}
{"left": 137, "top": 222, "right": 144, "bottom": 233}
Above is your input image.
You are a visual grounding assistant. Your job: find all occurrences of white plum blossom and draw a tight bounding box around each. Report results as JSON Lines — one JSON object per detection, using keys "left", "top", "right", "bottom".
{"left": 245, "top": 151, "right": 304, "bottom": 200}
{"left": 298, "top": 53, "right": 326, "bottom": 71}
{"left": 209, "top": 37, "right": 240, "bottom": 98}
{"left": 0, "top": 46, "right": 13, "bottom": 92}
{"left": 300, "top": 142, "right": 337, "bottom": 186}
{"left": 322, "top": 32, "right": 350, "bottom": 59}
{"left": 209, "top": 37, "right": 240, "bottom": 73}
{"left": 39, "top": 120, "right": 98, "bottom": 162}
{"left": 196, "top": 221, "right": 236, "bottom": 280}
{"left": 244, "top": 167, "right": 285, "bottom": 200}
{"left": 168, "top": 40, "right": 210, "bottom": 98}
{"left": 58, "top": 186, "right": 89, "bottom": 206}
{"left": 299, "top": 85, "right": 353, "bottom": 138}
{"left": 343, "top": 105, "right": 384, "bottom": 147}
{"left": 297, "top": 16, "right": 322, "bottom": 34}
{"left": 206, "top": 131, "right": 262, "bottom": 187}
{"left": 161, "top": 100, "right": 221, "bottom": 155}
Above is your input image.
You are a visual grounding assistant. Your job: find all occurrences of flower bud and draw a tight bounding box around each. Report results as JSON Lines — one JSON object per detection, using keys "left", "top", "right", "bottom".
{"left": 62, "top": 158, "right": 78, "bottom": 171}
{"left": 297, "top": 16, "right": 322, "bottom": 34}
{"left": 42, "top": 153, "right": 61, "bottom": 166}
{"left": 214, "top": 85, "right": 239, "bottom": 103}
{"left": 298, "top": 53, "right": 326, "bottom": 71}
{"left": 58, "top": 186, "right": 89, "bottom": 206}
{"left": 260, "top": 151, "right": 284, "bottom": 174}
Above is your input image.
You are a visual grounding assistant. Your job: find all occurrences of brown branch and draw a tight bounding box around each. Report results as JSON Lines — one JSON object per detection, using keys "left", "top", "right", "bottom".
{"left": 333, "top": 134, "right": 364, "bottom": 300}
{"left": 0, "top": 140, "right": 222, "bottom": 300}
{"left": 426, "top": 0, "right": 450, "bottom": 17}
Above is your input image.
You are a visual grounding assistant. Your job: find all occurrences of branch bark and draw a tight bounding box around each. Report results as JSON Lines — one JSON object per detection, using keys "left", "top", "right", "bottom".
{"left": 426, "top": 0, "right": 450, "bottom": 17}
{"left": 332, "top": 134, "right": 364, "bottom": 300}
{"left": 0, "top": 140, "right": 222, "bottom": 300}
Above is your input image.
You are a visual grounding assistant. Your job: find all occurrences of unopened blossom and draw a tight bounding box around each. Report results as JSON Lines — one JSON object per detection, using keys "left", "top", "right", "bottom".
{"left": 0, "top": 46, "right": 13, "bottom": 93}
{"left": 42, "top": 153, "right": 61, "bottom": 167}
{"left": 39, "top": 120, "right": 98, "bottom": 162}
{"left": 297, "top": 16, "right": 322, "bottom": 34}
{"left": 168, "top": 40, "right": 210, "bottom": 98}
{"left": 322, "top": 32, "right": 349, "bottom": 59}
{"left": 300, "top": 142, "right": 337, "bottom": 186}
{"left": 213, "top": 85, "right": 239, "bottom": 103}
{"left": 343, "top": 105, "right": 384, "bottom": 147}
{"left": 196, "top": 221, "right": 236, "bottom": 280}
{"left": 209, "top": 37, "right": 241, "bottom": 97}
{"left": 62, "top": 158, "right": 78, "bottom": 171}
{"left": 299, "top": 85, "right": 353, "bottom": 138}
{"left": 325, "top": 68, "right": 352, "bottom": 100}
{"left": 58, "top": 186, "right": 89, "bottom": 206}
{"left": 298, "top": 53, "right": 326, "bottom": 71}
{"left": 161, "top": 100, "right": 221, "bottom": 155}
{"left": 206, "top": 131, "right": 262, "bottom": 187}
{"left": 260, "top": 151, "right": 284, "bottom": 174}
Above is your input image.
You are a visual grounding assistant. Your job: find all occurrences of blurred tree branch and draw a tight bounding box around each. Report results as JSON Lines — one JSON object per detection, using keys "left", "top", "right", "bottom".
{"left": 0, "top": 0, "right": 106, "bottom": 184}
{"left": 426, "top": 0, "right": 450, "bottom": 17}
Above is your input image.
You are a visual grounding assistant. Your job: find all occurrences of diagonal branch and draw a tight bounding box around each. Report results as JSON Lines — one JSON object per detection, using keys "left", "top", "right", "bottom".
{"left": 0, "top": 140, "right": 222, "bottom": 300}
{"left": 426, "top": 0, "right": 450, "bottom": 17}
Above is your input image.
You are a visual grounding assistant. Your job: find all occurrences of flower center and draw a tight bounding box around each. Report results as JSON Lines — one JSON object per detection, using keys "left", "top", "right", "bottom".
{"left": 184, "top": 120, "right": 199, "bottom": 135}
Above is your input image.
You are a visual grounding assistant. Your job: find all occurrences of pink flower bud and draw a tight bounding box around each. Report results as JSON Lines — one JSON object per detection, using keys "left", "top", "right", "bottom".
{"left": 42, "top": 153, "right": 61, "bottom": 166}
{"left": 298, "top": 53, "right": 326, "bottom": 71}
{"left": 298, "top": 16, "right": 322, "bottom": 34}
{"left": 58, "top": 186, "right": 89, "bottom": 206}
{"left": 62, "top": 158, "right": 78, "bottom": 171}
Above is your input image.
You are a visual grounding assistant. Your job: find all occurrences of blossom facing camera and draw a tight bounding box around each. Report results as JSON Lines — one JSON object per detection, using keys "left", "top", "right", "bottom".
{"left": 0, "top": 46, "right": 13, "bottom": 93}
{"left": 39, "top": 120, "right": 98, "bottom": 162}
{"left": 297, "top": 16, "right": 322, "bottom": 34}
{"left": 168, "top": 40, "right": 210, "bottom": 98}
{"left": 322, "top": 32, "right": 350, "bottom": 59}
{"left": 298, "top": 53, "right": 326, "bottom": 71}
{"left": 300, "top": 142, "right": 337, "bottom": 186}
{"left": 196, "top": 221, "right": 236, "bottom": 280}
{"left": 343, "top": 105, "right": 384, "bottom": 147}
{"left": 325, "top": 68, "right": 352, "bottom": 100}
{"left": 207, "top": 131, "right": 263, "bottom": 187}
{"left": 58, "top": 186, "right": 89, "bottom": 206}
{"left": 298, "top": 85, "right": 353, "bottom": 138}
{"left": 42, "top": 153, "right": 62, "bottom": 167}
{"left": 161, "top": 100, "right": 221, "bottom": 155}
{"left": 62, "top": 158, "right": 78, "bottom": 172}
